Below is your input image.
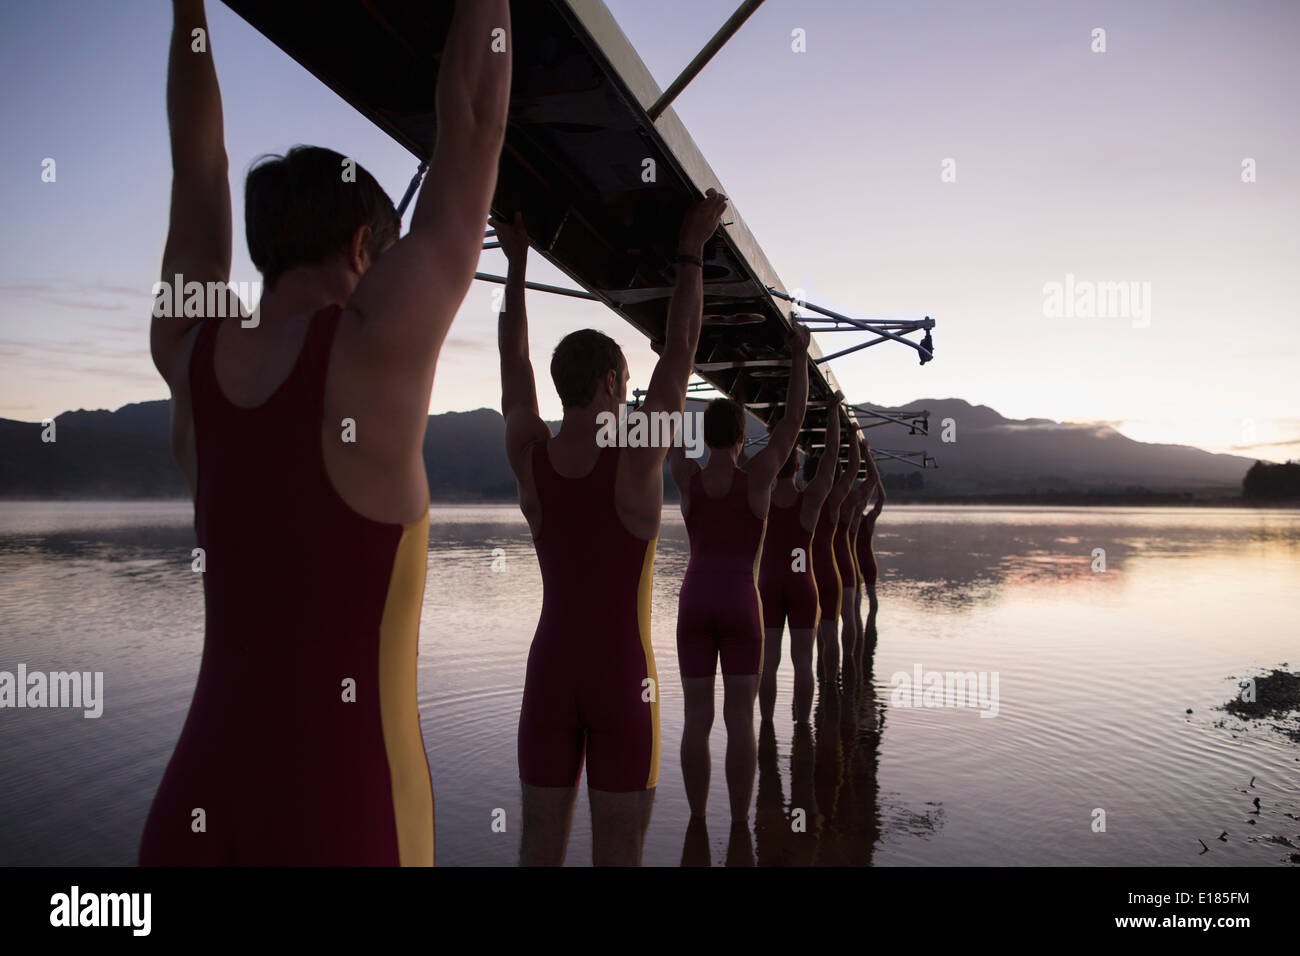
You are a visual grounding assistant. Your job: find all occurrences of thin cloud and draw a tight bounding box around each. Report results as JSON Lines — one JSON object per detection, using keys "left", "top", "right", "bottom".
{"left": 441, "top": 336, "right": 492, "bottom": 353}
{"left": 1063, "top": 419, "right": 1126, "bottom": 428}
{"left": 0, "top": 279, "right": 153, "bottom": 313}
{"left": 70, "top": 365, "right": 159, "bottom": 383}
{"left": 1230, "top": 438, "right": 1300, "bottom": 451}
{"left": 0, "top": 337, "right": 149, "bottom": 360}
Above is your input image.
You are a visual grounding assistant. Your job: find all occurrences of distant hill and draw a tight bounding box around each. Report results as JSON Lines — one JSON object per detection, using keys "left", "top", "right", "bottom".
{"left": 857, "top": 398, "right": 1254, "bottom": 496}
{"left": 0, "top": 397, "right": 1255, "bottom": 500}
{"left": 0, "top": 402, "right": 523, "bottom": 501}
{"left": 0, "top": 404, "right": 182, "bottom": 499}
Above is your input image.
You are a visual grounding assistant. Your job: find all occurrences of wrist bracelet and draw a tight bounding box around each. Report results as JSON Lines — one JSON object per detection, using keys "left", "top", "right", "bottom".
{"left": 675, "top": 253, "right": 703, "bottom": 268}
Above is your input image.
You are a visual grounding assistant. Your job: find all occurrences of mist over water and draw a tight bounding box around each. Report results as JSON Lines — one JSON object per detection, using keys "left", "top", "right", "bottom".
{"left": 0, "top": 501, "right": 1296, "bottom": 866}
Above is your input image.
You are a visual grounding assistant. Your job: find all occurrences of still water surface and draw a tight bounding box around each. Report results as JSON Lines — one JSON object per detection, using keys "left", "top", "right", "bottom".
{"left": 0, "top": 501, "right": 1296, "bottom": 866}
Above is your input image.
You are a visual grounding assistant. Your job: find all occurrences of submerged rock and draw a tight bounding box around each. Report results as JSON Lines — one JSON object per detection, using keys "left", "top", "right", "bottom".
{"left": 1223, "top": 668, "right": 1300, "bottom": 743}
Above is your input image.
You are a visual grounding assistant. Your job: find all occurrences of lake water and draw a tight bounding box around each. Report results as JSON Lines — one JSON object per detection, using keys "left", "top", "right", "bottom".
{"left": 0, "top": 501, "right": 1297, "bottom": 866}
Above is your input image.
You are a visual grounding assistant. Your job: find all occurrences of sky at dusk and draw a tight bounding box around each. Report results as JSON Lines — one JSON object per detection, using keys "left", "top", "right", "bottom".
{"left": 1, "top": 0, "right": 1296, "bottom": 460}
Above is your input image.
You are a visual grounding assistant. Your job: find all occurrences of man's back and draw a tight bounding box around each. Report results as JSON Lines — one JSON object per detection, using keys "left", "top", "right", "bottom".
{"left": 495, "top": 191, "right": 728, "bottom": 864}
{"left": 139, "top": 306, "right": 434, "bottom": 865}
{"left": 143, "top": 0, "right": 511, "bottom": 865}
{"left": 519, "top": 439, "right": 659, "bottom": 793}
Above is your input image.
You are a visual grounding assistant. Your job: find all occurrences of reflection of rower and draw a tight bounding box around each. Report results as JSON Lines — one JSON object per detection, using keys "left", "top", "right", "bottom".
{"left": 669, "top": 324, "right": 810, "bottom": 826}
{"left": 753, "top": 720, "right": 820, "bottom": 866}
{"left": 759, "top": 393, "right": 841, "bottom": 725}
{"left": 811, "top": 667, "right": 843, "bottom": 858}
{"left": 815, "top": 652, "right": 884, "bottom": 866}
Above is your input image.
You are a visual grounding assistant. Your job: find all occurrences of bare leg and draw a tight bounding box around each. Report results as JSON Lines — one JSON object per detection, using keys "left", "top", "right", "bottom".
{"left": 839, "top": 588, "right": 858, "bottom": 673}
{"left": 817, "top": 617, "right": 839, "bottom": 685}
{"left": 681, "top": 675, "right": 715, "bottom": 818}
{"left": 589, "top": 787, "right": 656, "bottom": 866}
{"left": 520, "top": 783, "right": 578, "bottom": 866}
{"left": 790, "top": 626, "right": 816, "bottom": 723}
{"left": 861, "top": 586, "right": 879, "bottom": 673}
{"left": 722, "top": 673, "right": 760, "bottom": 823}
{"left": 758, "top": 626, "right": 784, "bottom": 723}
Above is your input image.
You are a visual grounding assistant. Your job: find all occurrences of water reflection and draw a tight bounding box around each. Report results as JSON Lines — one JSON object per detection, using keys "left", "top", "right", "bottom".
{"left": 0, "top": 503, "right": 1296, "bottom": 866}
{"left": 881, "top": 507, "right": 1300, "bottom": 614}
{"left": 747, "top": 645, "right": 897, "bottom": 866}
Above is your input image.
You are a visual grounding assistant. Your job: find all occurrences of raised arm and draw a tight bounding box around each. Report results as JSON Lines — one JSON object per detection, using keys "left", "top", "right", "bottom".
{"left": 345, "top": 0, "right": 510, "bottom": 392}
{"left": 666, "top": 441, "right": 700, "bottom": 520}
{"left": 826, "top": 419, "right": 860, "bottom": 514}
{"left": 842, "top": 438, "right": 873, "bottom": 520}
{"left": 492, "top": 213, "right": 550, "bottom": 471}
{"left": 746, "top": 322, "right": 810, "bottom": 487}
{"left": 628, "top": 189, "right": 728, "bottom": 471}
{"left": 803, "top": 395, "right": 841, "bottom": 509}
{"left": 151, "top": 0, "right": 231, "bottom": 385}
{"left": 864, "top": 439, "right": 886, "bottom": 517}
{"left": 666, "top": 441, "right": 696, "bottom": 489}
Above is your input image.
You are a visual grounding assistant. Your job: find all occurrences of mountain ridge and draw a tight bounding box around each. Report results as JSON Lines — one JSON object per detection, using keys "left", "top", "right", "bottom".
{"left": 0, "top": 397, "right": 1257, "bottom": 499}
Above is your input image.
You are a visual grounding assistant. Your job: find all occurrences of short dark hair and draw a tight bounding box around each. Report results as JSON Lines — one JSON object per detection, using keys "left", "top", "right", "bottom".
{"left": 245, "top": 145, "right": 399, "bottom": 289}
{"left": 778, "top": 447, "right": 800, "bottom": 478}
{"left": 704, "top": 398, "right": 745, "bottom": 449}
{"left": 550, "top": 330, "right": 625, "bottom": 407}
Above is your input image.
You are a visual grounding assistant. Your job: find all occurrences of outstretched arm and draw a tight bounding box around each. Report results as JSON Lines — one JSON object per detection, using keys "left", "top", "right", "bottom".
{"left": 746, "top": 322, "right": 810, "bottom": 487}
{"left": 493, "top": 213, "right": 550, "bottom": 471}
{"left": 628, "top": 189, "right": 727, "bottom": 472}
{"left": 666, "top": 424, "right": 703, "bottom": 520}
{"left": 152, "top": 0, "right": 231, "bottom": 386}
{"left": 864, "top": 440, "right": 886, "bottom": 516}
{"left": 827, "top": 420, "right": 860, "bottom": 513}
{"left": 804, "top": 394, "right": 841, "bottom": 508}
{"left": 345, "top": 0, "right": 510, "bottom": 404}
{"left": 667, "top": 442, "right": 699, "bottom": 497}
{"left": 844, "top": 436, "right": 873, "bottom": 518}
